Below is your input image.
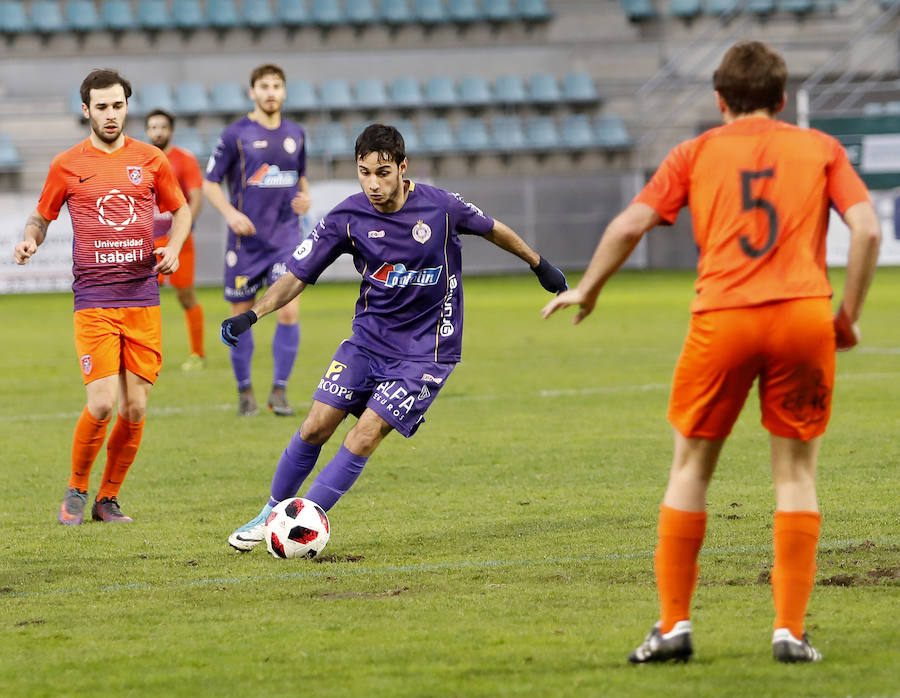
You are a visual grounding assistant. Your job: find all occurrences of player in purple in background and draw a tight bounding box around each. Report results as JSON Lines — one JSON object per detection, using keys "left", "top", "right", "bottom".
{"left": 203, "top": 63, "right": 311, "bottom": 417}
{"left": 221, "top": 123, "right": 568, "bottom": 551}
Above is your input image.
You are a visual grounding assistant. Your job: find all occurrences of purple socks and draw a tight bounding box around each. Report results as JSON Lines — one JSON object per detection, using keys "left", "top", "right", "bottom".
{"left": 267, "top": 433, "right": 323, "bottom": 506}
{"left": 304, "top": 445, "right": 369, "bottom": 511}
{"left": 230, "top": 328, "right": 254, "bottom": 390}
{"left": 272, "top": 322, "right": 300, "bottom": 388}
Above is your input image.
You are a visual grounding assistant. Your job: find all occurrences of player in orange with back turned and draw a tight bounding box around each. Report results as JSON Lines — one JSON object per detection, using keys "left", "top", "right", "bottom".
{"left": 14, "top": 69, "right": 190, "bottom": 524}
{"left": 543, "top": 41, "right": 881, "bottom": 663}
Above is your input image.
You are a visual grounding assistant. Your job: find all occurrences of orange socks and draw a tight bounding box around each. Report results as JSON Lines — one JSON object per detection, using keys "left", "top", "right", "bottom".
{"left": 655, "top": 504, "right": 707, "bottom": 633}
{"left": 69, "top": 407, "right": 111, "bottom": 491}
{"left": 772, "top": 510, "right": 821, "bottom": 638}
{"left": 185, "top": 304, "right": 204, "bottom": 358}
{"left": 96, "top": 416, "right": 145, "bottom": 501}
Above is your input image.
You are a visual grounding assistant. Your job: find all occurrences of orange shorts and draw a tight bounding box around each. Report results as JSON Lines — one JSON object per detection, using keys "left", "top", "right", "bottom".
{"left": 73, "top": 307, "right": 162, "bottom": 385}
{"left": 156, "top": 233, "right": 195, "bottom": 289}
{"left": 668, "top": 297, "right": 835, "bottom": 441}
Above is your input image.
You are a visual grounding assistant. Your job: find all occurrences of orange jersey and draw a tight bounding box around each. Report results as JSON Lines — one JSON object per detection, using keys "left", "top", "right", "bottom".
{"left": 635, "top": 118, "right": 870, "bottom": 312}
{"left": 153, "top": 144, "right": 203, "bottom": 238}
{"left": 37, "top": 136, "right": 186, "bottom": 310}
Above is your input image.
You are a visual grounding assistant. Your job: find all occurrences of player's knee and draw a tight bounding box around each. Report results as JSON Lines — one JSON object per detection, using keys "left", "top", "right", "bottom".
{"left": 87, "top": 400, "right": 115, "bottom": 421}
{"left": 299, "top": 419, "right": 335, "bottom": 445}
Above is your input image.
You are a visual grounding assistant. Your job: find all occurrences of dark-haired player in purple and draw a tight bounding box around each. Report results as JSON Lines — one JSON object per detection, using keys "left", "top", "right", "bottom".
{"left": 203, "top": 63, "right": 311, "bottom": 417}
{"left": 222, "top": 123, "right": 568, "bottom": 551}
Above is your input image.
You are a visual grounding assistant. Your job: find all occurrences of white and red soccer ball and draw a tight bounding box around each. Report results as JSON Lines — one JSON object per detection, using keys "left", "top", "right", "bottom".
{"left": 265, "top": 497, "right": 330, "bottom": 559}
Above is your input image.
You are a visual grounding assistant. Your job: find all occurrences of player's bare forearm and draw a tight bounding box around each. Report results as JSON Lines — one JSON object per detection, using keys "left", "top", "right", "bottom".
{"left": 168, "top": 204, "right": 192, "bottom": 253}
{"left": 839, "top": 201, "right": 881, "bottom": 322}
{"left": 14, "top": 210, "right": 50, "bottom": 264}
{"left": 251, "top": 273, "right": 307, "bottom": 320}
{"left": 187, "top": 188, "right": 203, "bottom": 222}
{"left": 484, "top": 219, "right": 539, "bottom": 267}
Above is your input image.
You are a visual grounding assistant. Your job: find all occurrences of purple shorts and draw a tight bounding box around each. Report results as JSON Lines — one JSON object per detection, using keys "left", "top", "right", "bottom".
{"left": 312, "top": 339, "right": 455, "bottom": 438}
{"left": 223, "top": 244, "right": 296, "bottom": 302}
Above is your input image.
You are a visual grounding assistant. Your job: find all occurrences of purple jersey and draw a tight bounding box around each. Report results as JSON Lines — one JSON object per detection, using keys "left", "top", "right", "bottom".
{"left": 205, "top": 117, "right": 307, "bottom": 259}
{"left": 287, "top": 181, "right": 495, "bottom": 363}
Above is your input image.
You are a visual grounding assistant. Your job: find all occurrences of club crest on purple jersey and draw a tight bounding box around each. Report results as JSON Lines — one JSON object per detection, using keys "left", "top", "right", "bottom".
{"left": 411, "top": 220, "right": 432, "bottom": 244}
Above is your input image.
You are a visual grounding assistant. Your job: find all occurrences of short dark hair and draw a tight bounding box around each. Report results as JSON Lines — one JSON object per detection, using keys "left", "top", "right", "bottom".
{"left": 249, "top": 63, "right": 286, "bottom": 87}
{"left": 713, "top": 41, "right": 787, "bottom": 116}
{"left": 355, "top": 123, "right": 406, "bottom": 165}
{"left": 145, "top": 108, "right": 175, "bottom": 129}
{"left": 80, "top": 69, "right": 132, "bottom": 108}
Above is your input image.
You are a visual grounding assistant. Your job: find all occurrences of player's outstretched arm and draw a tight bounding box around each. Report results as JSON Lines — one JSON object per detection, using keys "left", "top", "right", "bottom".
{"left": 220, "top": 273, "right": 307, "bottom": 346}
{"left": 484, "top": 219, "right": 568, "bottom": 293}
{"left": 14, "top": 210, "right": 50, "bottom": 265}
{"left": 542, "top": 203, "right": 661, "bottom": 324}
{"left": 835, "top": 201, "right": 881, "bottom": 351}
{"left": 202, "top": 179, "right": 256, "bottom": 236}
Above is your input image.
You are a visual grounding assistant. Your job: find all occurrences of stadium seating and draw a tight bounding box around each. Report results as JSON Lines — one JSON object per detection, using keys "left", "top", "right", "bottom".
{"left": 493, "top": 74, "right": 528, "bottom": 105}
{"left": 424, "top": 76, "right": 458, "bottom": 108}
{"left": 390, "top": 118, "right": 422, "bottom": 153}
{"left": 527, "top": 73, "right": 562, "bottom": 105}
{"left": 66, "top": 0, "right": 102, "bottom": 32}
{"left": 422, "top": 117, "right": 456, "bottom": 151}
{"left": 517, "top": 0, "right": 551, "bottom": 21}
{"left": 619, "top": 0, "right": 656, "bottom": 21}
{"left": 669, "top": 0, "right": 702, "bottom": 18}
{"left": 389, "top": 76, "right": 425, "bottom": 108}
{"left": 414, "top": 0, "right": 450, "bottom": 25}
{"left": 455, "top": 117, "right": 493, "bottom": 152}
{"left": 137, "top": 0, "right": 173, "bottom": 30}
{"left": 594, "top": 114, "right": 632, "bottom": 147}
{"left": 140, "top": 83, "right": 176, "bottom": 114}
{"left": 311, "top": 0, "right": 343, "bottom": 26}
{"left": 705, "top": 0, "right": 740, "bottom": 13}
{"left": 30, "top": 0, "right": 67, "bottom": 34}
{"left": 210, "top": 81, "right": 250, "bottom": 113}
{"left": 491, "top": 114, "right": 527, "bottom": 150}
{"left": 0, "top": 1, "right": 30, "bottom": 34}
{"left": 278, "top": 0, "right": 310, "bottom": 27}
{"left": 354, "top": 78, "right": 390, "bottom": 110}
{"left": 560, "top": 113, "right": 596, "bottom": 149}
{"left": 447, "top": 0, "right": 483, "bottom": 23}
{"left": 173, "top": 0, "right": 205, "bottom": 29}
{"left": 319, "top": 78, "right": 354, "bottom": 110}
{"left": 458, "top": 76, "right": 493, "bottom": 107}
{"left": 562, "top": 71, "right": 598, "bottom": 104}
{"left": 483, "top": 0, "right": 515, "bottom": 22}
{"left": 779, "top": 0, "right": 814, "bottom": 12}
{"left": 241, "top": 0, "right": 276, "bottom": 28}
{"left": 525, "top": 115, "right": 561, "bottom": 150}
{"left": 173, "top": 126, "right": 209, "bottom": 160}
{"left": 206, "top": 0, "right": 240, "bottom": 28}
{"left": 175, "top": 82, "right": 212, "bottom": 115}
{"left": 380, "top": 0, "right": 414, "bottom": 25}
{"left": 102, "top": 0, "right": 138, "bottom": 31}
{"left": 746, "top": 0, "right": 775, "bottom": 14}
{"left": 0, "top": 133, "right": 23, "bottom": 172}
{"left": 345, "top": 0, "right": 377, "bottom": 26}
{"left": 284, "top": 79, "right": 319, "bottom": 111}
{"left": 308, "top": 121, "right": 353, "bottom": 158}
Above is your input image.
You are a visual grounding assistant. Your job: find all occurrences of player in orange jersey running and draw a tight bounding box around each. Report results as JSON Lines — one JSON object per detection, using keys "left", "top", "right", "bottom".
{"left": 542, "top": 41, "right": 881, "bottom": 664}
{"left": 14, "top": 69, "right": 191, "bottom": 525}
{"left": 145, "top": 108, "right": 207, "bottom": 371}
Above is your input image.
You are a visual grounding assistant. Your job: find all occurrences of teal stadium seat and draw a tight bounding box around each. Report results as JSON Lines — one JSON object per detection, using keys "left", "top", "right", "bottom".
{"left": 173, "top": 127, "right": 209, "bottom": 160}
{"left": 594, "top": 114, "right": 632, "bottom": 148}
{"left": 278, "top": 0, "right": 310, "bottom": 26}
{"left": 102, "top": 0, "right": 138, "bottom": 30}
{"left": 516, "top": 0, "right": 551, "bottom": 21}
{"left": 140, "top": 83, "right": 175, "bottom": 114}
{"left": 390, "top": 118, "right": 422, "bottom": 153}
{"left": 175, "top": 82, "right": 211, "bottom": 115}
{"left": 483, "top": 0, "right": 515, "bottom": 22}
{"left": 309, "top": 121, "right": 353, "bottom": 158}
{"left": 491, "top": 115, "right": 526, "bottom": 151}
{"left": 173, "top": 0, "right": 205, "bottom": 29}
{"left": 447, "top": 0, "right": 483, "bottom": 23}
{"left": 311, "top": 0, "right": 343, "bottom": 26}
{"left": 527, "top": 73, "right": 562, "bottom": 104}
{"left": 207, "top": 0, "right": 240, "bottom": 28}
{"left": 619, "top": 0, "right": 656, "bottom": 20}
{"left": 562, "top": 71, "right": 597, "bottom": 104}
{"left": 389, "top": 77, "right": 425, "bottom": 108}
{"left": 424, "top": 76, "right": 457, "bottom": 108}
{"left": 779, "top": 0, "right": 813, "bottom": 12}
{"left": 242, "top": 0, "right": 276, "bottom": 27}
{"left": 458, "top": 75, "right": 492, "bottom": 107}
{"left": 345, "top": 0, "right": 377, "bottom": 25}
{"left": 669, "top": 0, "right": 702, "bottom": 18}
{"left": 414, "top": 0, "right": 450, "bottom": 25}
{"left": 354, "top": 78, "right": 390, "bottom": 109}
{"left": 319, "top": 78, "right": 354, "bottom": 110}
{"left": 525, "top": 115, "right": 561, "bottom": 150}
{"left": 705, "top": 0, "right": 739, "bottom": 13}
{"left": 66, "top": 0, "right": 102, "bottom": 32}
{"left": 31, "top": 0, "right": 67, "bottom": 33}
{"left": 380, "top": 0, "right": 414, "bottom": 25}
{"left": 746, "top": 0, "right": 775, "bottom": 14}
{"left": 422, "top": 118, "right": 455, "bottom": 152}
{"left": 0, "top": 133, "right": 24, "bottom": 172}
{"left": 560, "top": 113, "right": 596, "bottom": 149}
{"left": 0, "top": 1, "right": 30, "bottom": 34}
{"left": 211, "top": 81, "right": 250, "bottom": 113}
{"left": 455, "top": 117, "right": 493, "bottom": 152}
{"left": 885, "top": 101, "right": 900, "bottom": 115}
{"left": 493, "top": 74, "right": 527, "bottom": 105}
{"left": 284, "top": 79, "right": 318, "bottom": 111}
{"left": 138, "top": 0, "right": 173, "bottom": 29}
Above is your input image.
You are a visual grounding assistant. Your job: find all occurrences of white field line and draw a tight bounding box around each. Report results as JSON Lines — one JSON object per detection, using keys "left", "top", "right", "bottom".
{"left": 0, "top": 369, "right": 897, "bottom": 423}
{"left": 3, "top": 537, "right": 897, "bottom": 600}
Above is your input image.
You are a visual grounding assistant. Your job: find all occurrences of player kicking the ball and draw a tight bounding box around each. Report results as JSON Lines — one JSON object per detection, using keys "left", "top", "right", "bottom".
{"left": 543, "top": 41, "right": 882, "bottom": 664}
{"left": 222, "top": 123, "right": 567, "bottom": 551}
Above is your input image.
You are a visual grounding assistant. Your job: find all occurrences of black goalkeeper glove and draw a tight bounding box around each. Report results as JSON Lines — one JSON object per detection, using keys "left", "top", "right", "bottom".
{"left": 220, "top": 310, "right": 257, "bottom": 347}
{"left": 530, "top": 256, "right": 568, "bottom": 294}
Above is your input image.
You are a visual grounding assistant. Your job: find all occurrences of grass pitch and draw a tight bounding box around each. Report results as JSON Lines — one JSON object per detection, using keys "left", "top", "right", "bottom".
{"left": 0, "top": 268, "right": 897, "bottom": 697}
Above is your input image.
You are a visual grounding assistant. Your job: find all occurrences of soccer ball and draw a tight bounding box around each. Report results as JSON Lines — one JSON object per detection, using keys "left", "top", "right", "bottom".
{"left": 265, "top": 497, "right": 330, "bottom": 559}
